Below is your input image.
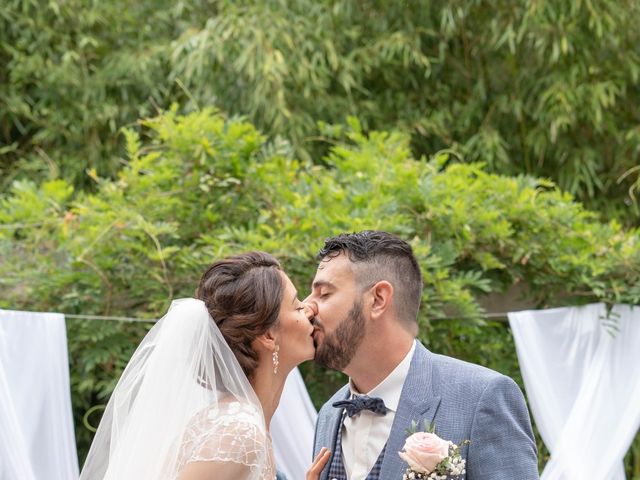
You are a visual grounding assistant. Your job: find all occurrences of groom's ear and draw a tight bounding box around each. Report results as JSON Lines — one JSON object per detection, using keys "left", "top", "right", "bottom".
{"left": 369, "top": 280, "right": 393, "bottom": 320}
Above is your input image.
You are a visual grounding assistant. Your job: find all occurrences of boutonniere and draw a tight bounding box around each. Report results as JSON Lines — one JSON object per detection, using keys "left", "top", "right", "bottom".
{"left": 398, "top": 420, "right": 469, "bottom": 480}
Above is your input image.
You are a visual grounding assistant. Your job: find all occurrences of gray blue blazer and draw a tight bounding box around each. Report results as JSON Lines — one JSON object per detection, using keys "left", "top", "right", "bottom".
{"left": 313, "top": 342, "right": 539, "bottom": 480}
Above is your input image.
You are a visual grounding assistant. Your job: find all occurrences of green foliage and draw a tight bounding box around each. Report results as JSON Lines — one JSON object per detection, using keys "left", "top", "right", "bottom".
{"left": 1, "top": 109, "right": 639, "bottom": 466}
{"left": 0, "top": 0, "right": 210, "bottom": 186}
{"left": 165, "top": 0, "right": 640, "bottom": 221}
{"left": 3, "top": 0, "right": 640, "bottom": 222}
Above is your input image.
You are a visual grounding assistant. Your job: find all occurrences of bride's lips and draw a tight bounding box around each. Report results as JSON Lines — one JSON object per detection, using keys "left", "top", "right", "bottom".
{"left": 310, "top": 320, "right": 322, "bottom": 349}
{"left": 311, "top": 326, "right": 323, "bottom": 348}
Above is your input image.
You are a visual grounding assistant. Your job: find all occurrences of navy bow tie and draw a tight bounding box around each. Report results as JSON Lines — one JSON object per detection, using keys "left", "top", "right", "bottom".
{"left": 332, "top": 395, "right": 388, "bottom": 417}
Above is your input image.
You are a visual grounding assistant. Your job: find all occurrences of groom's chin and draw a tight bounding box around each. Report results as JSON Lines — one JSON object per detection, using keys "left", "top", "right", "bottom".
{"left": 312, "top": 344, "right": 333, "bottom": 369}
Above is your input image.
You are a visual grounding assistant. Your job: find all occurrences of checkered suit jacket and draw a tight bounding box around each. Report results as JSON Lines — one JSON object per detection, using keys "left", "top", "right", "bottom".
{"left": 313, "top": 342, "right": 539, "bottom": 480}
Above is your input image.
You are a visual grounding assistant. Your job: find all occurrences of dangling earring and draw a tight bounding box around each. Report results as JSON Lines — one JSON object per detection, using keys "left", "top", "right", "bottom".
{"left": 272, "top": 344, "right": 280, "bottom": 374}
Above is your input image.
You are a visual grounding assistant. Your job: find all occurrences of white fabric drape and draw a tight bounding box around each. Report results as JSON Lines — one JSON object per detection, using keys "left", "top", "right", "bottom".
{"left": 271, "top": 367, "right": 318, "bottom": 480}
{"left": 509, "top": 303, "right": 640, "bottom": 480}
{"left": 0, "top": 310, "right": 79, "bottom": 480}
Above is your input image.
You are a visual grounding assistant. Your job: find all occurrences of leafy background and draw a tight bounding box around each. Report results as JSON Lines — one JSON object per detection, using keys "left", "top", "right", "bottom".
{"left": 1, "top": 0, "right": 640, "bottom": 476}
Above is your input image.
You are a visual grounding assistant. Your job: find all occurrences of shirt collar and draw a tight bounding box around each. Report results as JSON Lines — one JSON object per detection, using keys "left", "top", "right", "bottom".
{"left": 348, "top": 340, "right": 416, "bottom": 413}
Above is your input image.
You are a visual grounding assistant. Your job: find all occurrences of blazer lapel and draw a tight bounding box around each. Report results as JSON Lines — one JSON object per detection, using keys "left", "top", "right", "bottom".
{"left": 379, "top": 342, "right": 442, "bottom": 479}
{"left": 319, "top": 386, "right": 349, "bottom": 480}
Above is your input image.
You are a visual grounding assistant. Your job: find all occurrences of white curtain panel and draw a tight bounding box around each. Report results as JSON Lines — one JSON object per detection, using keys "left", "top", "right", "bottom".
{"left": 0, "top": 310, "right": 79, "bottom": 480}
{"left": 0, "top": 356, "right": 36, "bottom": 480}
{"left": 271, "top": 367, "right": 318, "bottom": 480}
{"left": 509, "top": 303, "right": 640, "bottom": 480}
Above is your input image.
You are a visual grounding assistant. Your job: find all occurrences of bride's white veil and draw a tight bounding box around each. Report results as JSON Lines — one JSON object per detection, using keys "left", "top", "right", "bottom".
{"left": 79, "top": 298, "right": 267, "bottom": 480}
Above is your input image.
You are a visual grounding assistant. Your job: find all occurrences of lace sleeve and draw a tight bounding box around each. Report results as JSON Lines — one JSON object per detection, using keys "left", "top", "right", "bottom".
{"left": 174, "top": 401, "right": 274, "bottom": 480}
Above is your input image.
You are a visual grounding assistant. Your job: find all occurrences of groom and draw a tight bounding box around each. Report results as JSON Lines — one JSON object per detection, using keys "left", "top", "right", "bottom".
{"left": 306, "top": 231, "right": 539, "bottom": 480}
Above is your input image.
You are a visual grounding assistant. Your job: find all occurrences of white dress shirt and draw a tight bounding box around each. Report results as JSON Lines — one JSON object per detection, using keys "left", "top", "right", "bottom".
{"left": 340, "top": 341, "right": 416, "bottom": 480}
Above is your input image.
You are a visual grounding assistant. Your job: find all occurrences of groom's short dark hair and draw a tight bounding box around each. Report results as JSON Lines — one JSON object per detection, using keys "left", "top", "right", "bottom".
{"left": 317, "top": 231, "right": 423, "bottom": 328}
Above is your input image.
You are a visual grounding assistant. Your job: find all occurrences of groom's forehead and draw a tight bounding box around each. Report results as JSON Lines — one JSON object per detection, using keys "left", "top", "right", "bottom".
{"left": 314, "top": 254, "right": 355, "bottom": 282}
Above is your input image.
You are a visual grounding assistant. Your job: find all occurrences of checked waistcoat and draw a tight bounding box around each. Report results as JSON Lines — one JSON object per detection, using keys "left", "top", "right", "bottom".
{"left": 326, "top": 413, "right": 386, "bottom": 480}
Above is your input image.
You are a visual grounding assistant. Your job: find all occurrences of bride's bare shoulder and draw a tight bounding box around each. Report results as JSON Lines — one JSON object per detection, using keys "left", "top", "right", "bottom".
{"left": 178, "top": 458, "right": 252, "bottom": 480}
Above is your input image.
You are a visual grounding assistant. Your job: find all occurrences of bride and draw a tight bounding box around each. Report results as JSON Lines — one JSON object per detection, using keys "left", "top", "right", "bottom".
{"left": 79, "top": 251, "right": 331, "bottom": 480}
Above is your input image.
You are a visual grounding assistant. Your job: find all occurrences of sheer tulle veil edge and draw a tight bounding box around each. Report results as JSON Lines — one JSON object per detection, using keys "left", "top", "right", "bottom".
{"left": 78, "top": 298, "right": 268, "bottom": 480}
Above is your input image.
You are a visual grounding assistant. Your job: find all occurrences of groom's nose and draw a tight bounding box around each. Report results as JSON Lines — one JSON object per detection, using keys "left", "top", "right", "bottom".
{"left": 303, "top": 301, "right": 318, "bottom": 320}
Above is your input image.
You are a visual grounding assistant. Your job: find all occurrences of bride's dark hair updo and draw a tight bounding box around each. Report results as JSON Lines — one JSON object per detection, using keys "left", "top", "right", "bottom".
{"left": 197, "top": 251, "right": 284, "bottom": 380}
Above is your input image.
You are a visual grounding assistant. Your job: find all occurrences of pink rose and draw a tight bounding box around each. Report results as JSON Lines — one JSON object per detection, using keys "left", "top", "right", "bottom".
{"left": 398, "top": 432, "right": 450, "bottom": 474}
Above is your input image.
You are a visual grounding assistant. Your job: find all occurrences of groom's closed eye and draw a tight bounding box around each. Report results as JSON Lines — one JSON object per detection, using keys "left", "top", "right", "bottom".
{"left": 312, "top": 282, "right": 335, "bottom": 298}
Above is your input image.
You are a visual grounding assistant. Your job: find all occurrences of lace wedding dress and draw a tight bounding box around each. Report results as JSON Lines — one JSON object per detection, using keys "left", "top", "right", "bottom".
{"left": 79, "top": 299, "right": 276, "bottom": 480}
{"left": 172, "top": 401, "right": 276, "bottom": 479}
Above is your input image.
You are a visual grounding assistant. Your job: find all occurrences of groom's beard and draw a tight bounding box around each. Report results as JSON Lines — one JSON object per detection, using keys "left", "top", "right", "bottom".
{"left": 314, "top": 301, "right": 365, "bottom": 371}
